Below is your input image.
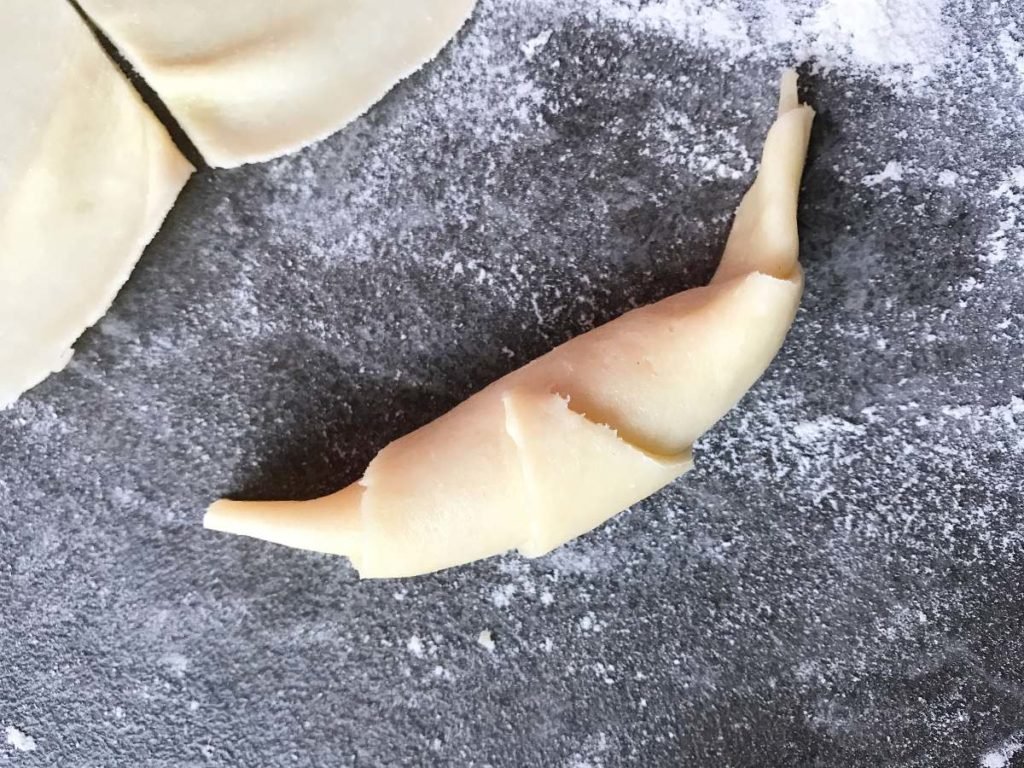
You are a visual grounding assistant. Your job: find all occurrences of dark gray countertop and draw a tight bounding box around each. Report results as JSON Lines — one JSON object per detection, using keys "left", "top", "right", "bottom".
{"left": 3, "top": 1, "right": 1023, "bottom": 766}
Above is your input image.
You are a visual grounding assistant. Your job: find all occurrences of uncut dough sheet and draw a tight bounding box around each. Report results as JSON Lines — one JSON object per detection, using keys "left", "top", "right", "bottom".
{"left": 0, "top": 0, "right": 192, "bottom": 408}
{"left": 75, "top": 0, "right": 478, "bottom": 167}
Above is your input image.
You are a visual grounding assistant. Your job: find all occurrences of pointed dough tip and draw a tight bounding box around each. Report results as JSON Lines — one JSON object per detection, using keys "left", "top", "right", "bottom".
{"left": 203, "top": 498, "right": 246, "bottom": 532}
{"left": 204, "top": 486, "right": 364, "bottom": 559}
{"left": 778, "top": 69, "right": 801, "bottom": 115}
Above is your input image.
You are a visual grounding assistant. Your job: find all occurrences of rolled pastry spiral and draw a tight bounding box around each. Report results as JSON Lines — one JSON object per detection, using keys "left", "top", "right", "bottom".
{"left": 206, "top": 72, "right": 815, "bottom": 578}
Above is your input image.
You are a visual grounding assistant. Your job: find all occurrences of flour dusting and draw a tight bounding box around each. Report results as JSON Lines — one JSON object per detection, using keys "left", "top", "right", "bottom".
{"left": 535, "top": 0, "right": 962, "bottom": 90}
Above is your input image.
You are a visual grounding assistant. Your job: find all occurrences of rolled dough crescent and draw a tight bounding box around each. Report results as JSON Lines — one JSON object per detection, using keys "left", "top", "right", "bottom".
{"left": 0, "top": 0, "right": 193, "bottom": 409}
{"left": 206, "top": 73, "right": 816, "bottom": 578}
{"left": 75, "top": 0, "right": 478, "bottom": 167}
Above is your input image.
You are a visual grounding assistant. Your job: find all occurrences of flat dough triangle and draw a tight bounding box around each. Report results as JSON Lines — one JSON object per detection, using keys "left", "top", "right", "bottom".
{"left": 0, "top": 0, "right": 192, "bottom": 408}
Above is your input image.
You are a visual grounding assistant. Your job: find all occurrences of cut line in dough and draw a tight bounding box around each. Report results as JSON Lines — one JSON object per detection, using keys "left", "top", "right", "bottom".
{"left": 75, "top": 0, "right": 479, "bottom": 167}
{"left": 504, "top": 388, "right": 694, "bottom": 558}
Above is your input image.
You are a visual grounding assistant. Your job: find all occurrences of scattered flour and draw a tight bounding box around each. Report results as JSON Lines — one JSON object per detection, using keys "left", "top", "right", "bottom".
{"left": 3, "top": 1, "right": 1021, "bottom": 764}
{"left": 520, "top": 28, "right": 553, "bottom": 60}
{"left": 601, "top": 0, "right": 756, "bottom": 57}
{"left": 982, "top": 167, "right": 1024, "bottom": 266}
{"left": 5, "top": 726, "right": 37, "bottom": 753}
{"left": 570, "top": 0, "right": 960, "bottom": 89}
{"left": 793, "top": 415, "right": 866, "bottom": 444}
{"left": 407, "top": 635, "right": 426, "bottom": 659}
{"left": 578, "top": 612, "right": 604, "bottom": 633}
{"left": 565, "top": 732, "right": 611, "bottom": 768}
{"left": 491, "top": 583, "right": 518, "bottom": 608}
{"left": 997, "top": 25, "right": 1024, "bottom": 89}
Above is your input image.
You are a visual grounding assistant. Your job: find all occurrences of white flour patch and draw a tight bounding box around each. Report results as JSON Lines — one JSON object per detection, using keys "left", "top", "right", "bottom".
{"left": 477, "top": 629, "right": 497, "bottom": 652}
{"left": 862, "top": 160, "right": 905, "bottom": 187}
{"left": 801, "top": 0, "right": 954, "bottom": 85}
{"left": 603, "top": 1, "right": 756, "bottom": 56}
{"left": 579, "top": 612, "right": 604, "bottom": 633}
{"left": 793, "top": 415, "right": 866, "bottom": 444}
{"left": 998, "top": 26, "right": 1024, "bottom": 89}
{"left": 5, "top": 726, "right": 36, "bottom": 752}
{"left": 407, "top": 635, "right": 425, "bottom": 659}
{"left": 980, "top": 733, "right": 1024, "bottom": 768}
{"left": 551, "top": 0, "right": 962, "bottom": 90}
{"left": 521, "top": 28, "right": 553, "bottom": 60}
{"left": 546, "top": 548, "right": 600, "bottom": 575}
{"left": 491, "top": 583, "right": 518, "bottom": 608}
{"left": 940, "top": 398, "right": 1024, "bottom": 451}
{"left": 565, "top": 731, "right": 611, "bottom": 768}
{"left": 158, "top": 652, "right": 189, "bottom": 677}
{"left": 642, "top": 102, "right": 755, "bottom": 181}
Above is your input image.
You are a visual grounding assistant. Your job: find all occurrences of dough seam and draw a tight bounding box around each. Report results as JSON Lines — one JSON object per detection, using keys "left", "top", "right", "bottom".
{"left": 504, "top": 387, "right": 693, "bottom": 554}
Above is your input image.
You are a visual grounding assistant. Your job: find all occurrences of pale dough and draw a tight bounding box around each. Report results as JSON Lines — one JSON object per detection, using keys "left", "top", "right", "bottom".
{"left": 206, "top": 72, "right": 815, "bottom": 578}
{"left": 0, "top": 0, "right": 193, "bottom": 409}
{"left": 75, "top": 0, "right": 479, "bottom": 167}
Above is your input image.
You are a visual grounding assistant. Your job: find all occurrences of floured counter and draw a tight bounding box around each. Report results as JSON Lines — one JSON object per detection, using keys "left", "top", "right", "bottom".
{"left": 1, "top": 1, "right": 1022, "bottom": 766}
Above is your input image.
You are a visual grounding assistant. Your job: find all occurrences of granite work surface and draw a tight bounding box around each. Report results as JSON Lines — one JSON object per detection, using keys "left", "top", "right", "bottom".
{"left": 3, "top": 1, "right": 1024, "bottom": 766}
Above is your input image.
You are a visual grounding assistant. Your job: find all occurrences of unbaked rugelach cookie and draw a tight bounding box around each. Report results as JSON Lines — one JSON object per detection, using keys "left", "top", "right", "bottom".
{"left": 206, "top": 72, "right": 816, "bottom": 578}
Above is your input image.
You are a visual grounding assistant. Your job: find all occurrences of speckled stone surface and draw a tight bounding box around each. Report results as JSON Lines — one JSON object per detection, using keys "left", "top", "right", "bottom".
{"left": 3, "top": 1, "right": 1024, "bottom": 766}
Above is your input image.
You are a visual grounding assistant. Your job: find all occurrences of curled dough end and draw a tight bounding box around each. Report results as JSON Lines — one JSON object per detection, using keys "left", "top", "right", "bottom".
{"left": 206, "top": 72, "right": 815, "bottom": 578}
{"left": 713, "top": 69, "right": 814, "bottom": 285}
